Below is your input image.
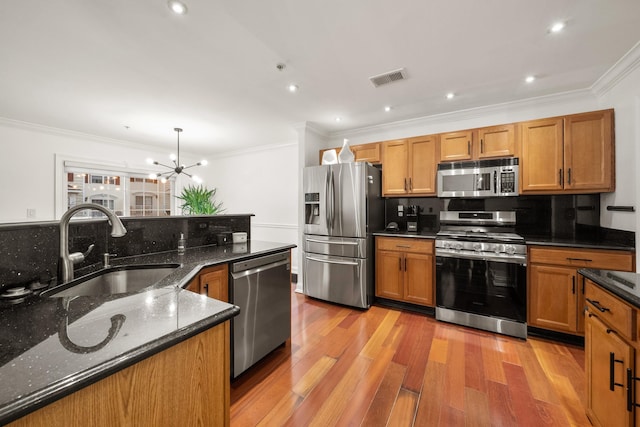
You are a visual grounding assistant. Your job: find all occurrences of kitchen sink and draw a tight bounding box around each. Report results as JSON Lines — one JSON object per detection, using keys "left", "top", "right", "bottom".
{"left": 42, "top": 264, "right": 181, "bottom": 297}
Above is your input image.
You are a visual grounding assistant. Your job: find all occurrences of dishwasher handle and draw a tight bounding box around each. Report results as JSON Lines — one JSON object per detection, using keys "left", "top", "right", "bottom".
{"left": 231, "top": 258, "right": 290, "bottom": 279}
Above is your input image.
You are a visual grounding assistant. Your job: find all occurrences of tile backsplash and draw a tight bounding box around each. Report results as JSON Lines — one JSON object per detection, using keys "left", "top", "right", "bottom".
{"left": 0, "top": 215, "right": 252, "bottom": 291}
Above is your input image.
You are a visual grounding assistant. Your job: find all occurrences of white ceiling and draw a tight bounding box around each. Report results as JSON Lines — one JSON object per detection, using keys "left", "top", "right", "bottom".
{"left": 1, "top": 0, "right": 640, "bottom": 155}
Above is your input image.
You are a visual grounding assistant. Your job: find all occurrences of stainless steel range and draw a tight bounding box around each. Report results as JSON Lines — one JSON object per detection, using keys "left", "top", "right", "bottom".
{"left": 435, "top": 211, "right": 527, "bottom": 339}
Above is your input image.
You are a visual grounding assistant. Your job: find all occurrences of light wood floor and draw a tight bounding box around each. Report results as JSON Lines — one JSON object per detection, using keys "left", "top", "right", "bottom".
{"left": 230, "top": 286, "right": 590, "bottom": 426}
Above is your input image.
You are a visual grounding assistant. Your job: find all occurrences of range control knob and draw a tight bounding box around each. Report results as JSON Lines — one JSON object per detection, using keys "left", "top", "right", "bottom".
{"left": 505, "top": 245, "right": 516, "bottom": 255}
{"left": 443, "top": 242, "right": 451, "bottom": 249}
{"left": 454, "top": 242, "right": 463, "bottom": 251}
{"left": 494, "top": 244, "right": 503, "bottom": 254}
{"left": 473, "top": 243, "right": 482, "bottom": 251}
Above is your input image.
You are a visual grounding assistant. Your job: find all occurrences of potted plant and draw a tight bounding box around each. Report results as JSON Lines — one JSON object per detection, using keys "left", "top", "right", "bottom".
{"left": 177, "top": 184, "right": 224, "bottom": 215}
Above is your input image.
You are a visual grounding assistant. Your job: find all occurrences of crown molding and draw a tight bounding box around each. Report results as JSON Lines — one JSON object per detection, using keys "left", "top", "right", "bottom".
{"left": 330, "top": 89, "right": 594, "bottom": 140}
{"left": 212, "top": 140, "right": 297, "bottom": 159}
{"left": 591, "top": 40, "right": 640, "bottom": 97}
{"left": 292, "top": 121, "right": 329, "bottom": 138}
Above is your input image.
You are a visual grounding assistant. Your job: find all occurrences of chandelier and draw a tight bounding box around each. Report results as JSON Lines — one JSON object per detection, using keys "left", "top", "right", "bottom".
{"left": 147, "top": 128, "right": 207, "bottom": 183}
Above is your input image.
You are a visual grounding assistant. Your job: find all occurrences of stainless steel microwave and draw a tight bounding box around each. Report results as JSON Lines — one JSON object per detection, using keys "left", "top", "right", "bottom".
{"left": 437, "top": 158, "right": 519, "bottom": 198}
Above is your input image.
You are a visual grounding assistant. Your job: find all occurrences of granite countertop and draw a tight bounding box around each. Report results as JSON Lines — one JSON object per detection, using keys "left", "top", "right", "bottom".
{"left": 0, "top": 240, "right": 295, "bottom": 425}
{"left": 373, "top": 230, "right": 438, "bottom": 239}
{"left": 579, "top": 269, "right": 640, "bottom": 309}
{"left": 523, "top": 235, "right": 635, "bottom": 251}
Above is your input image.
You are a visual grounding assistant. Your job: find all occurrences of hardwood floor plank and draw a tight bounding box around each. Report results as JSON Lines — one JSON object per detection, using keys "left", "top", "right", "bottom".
{"left": 335, "top": 346, "right": 396, "bottom": 427}
{"left": 308, "top": 355, "right": 372, "bottom": 427}
{"left": 464, "top": 387, "right": 491, "bottom": 427}
{"left": 486, "top": 380, "right": 518, "bottom": 427}
{"left": 387, "top": 388, "right": 419, "bottom": 427}
{"left": 231, "top": 291, "right": 590, "bottom": 427}
{"left": 464, "top": 332, "right": 486, "bottom": 393}
{"left": 414, "top": 360, "right": 445, "bottom": 426}
{"left": 361, "top": 361, "right": 407, "bottom": 427}
{"left": 291, "top": 355, "right": 336, "bottom": 397}
{"left": 444, "top": 328, "right": 466, "bottom": 411}
{"left": 481, "top": 335, "right": 507, "bottom": 384}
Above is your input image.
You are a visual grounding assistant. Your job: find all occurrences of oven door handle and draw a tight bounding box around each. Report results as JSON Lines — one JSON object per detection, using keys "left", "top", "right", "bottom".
{"left": 436, "top": 250, "right": 526, "bottom": 265}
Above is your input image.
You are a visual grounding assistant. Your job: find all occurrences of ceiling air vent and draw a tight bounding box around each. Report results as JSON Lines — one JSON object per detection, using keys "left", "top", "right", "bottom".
{"left": 369, "top": 68, "right": 407, "bottom": 87}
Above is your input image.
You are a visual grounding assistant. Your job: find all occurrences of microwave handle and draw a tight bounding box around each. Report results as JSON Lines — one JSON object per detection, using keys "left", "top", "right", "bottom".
{"left": 494, "top": 171, "right": 497, "bottom": 194}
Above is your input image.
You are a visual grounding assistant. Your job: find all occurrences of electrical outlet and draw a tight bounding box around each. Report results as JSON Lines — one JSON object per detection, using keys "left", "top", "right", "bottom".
{"left": 26, "top": 208, "right": 36, "bottom": 218}
{"left": 397, "top": 205, "right": 404, "bottom": 217}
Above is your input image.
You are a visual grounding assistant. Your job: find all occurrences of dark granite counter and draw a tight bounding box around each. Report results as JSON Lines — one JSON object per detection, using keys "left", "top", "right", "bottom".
{"left": 372, "top": 230, "right": 438, "bottom": 239}
{"left": 523, "top": 235, "right": 635, "bottom": 251}
{"left": 579, "top": 269, "right": 640, "bottom": 309}
{"left": 0, "top": 240, "right": 295, "bottom": 425}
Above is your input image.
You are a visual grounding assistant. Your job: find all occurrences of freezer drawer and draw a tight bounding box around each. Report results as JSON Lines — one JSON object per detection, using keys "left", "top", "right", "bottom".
{"left": 303, "top": 253, "right": 370, "bottom": 308}
{"left": 303, "top": 234, "right": 367, "bottom": 258}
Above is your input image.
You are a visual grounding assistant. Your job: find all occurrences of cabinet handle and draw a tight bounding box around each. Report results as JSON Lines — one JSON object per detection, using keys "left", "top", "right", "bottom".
{"left": 404, "top": 178, "right": 407, "bottom": 191}
{"left": 467, "top": 141, "right": 471, "bottom": 155}
{"left": 396, "top": 245, "right": 412, "bottom": 248}
{"left": 409, "top": 177, "right": 412, "bottom": 191}
{"left": 480, "top": 139, "right": 484, "bottom": 153}
{"left": 568, "top": 168, "right": 572, "bottom": 185}
{"left": 203, "top": 283, "right": 209, "bottom": 295}
{"left": 572, "top": 276, "right": 575, "bottom": 294}
{"left": 582, "top": 276, "right": 585, "bottom": 294}
{"left": 586, "top": 298, "right": 611, "bottom": 312}
{"left": 399, "top": 258, "right": 402, "bottom": 271}
{"left": 611, "top": 352, "right": 624, "bottom": 391}
{"left": 567, "top": 257, "right": 593, "bottom": 263}
{"left": 627, "top": 369, "right": 640, "bottom": 412}
{"left": 559, "top": 169, "right": 563, "bottom": 186}
{"left": 404, "top": 257, "right": 407, "bottom": 272}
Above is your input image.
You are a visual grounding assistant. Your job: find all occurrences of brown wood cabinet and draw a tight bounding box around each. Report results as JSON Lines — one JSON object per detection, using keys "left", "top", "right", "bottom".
{"left": 9, "top": 322, "right": 231, "bottom": 427}
{"left": 584, "top": 278, "right": 636, "bottom": 427}
{"left": 318, "top": 142, "right": 381, "bottom": 165}
{"left": 381, "top": 135, "right": 438, "bottom": 197}
{"left": 528, "top": 246, "right": 634, "bottom": 335}
{"left": 375, "top": 237, "right": 434, "bottom": 306}
{"left": 186, "top": 264, "right": 229, "bottom": 302}
{"left": 440, "top": 124, "right": 515, "bottom": 162}
{"left": 520, "top": 109, "right": 614, "bottom": 194}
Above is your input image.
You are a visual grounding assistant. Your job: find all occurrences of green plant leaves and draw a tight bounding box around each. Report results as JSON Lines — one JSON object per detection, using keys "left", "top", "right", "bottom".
{"left": 176, "top": 184, "right": 225, "bottom": 215}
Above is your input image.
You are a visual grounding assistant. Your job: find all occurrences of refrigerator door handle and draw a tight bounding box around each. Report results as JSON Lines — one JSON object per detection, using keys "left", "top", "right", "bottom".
{"left": 305, "top": 255, "right": 359, "bottom": 266}
{"left": 329, "top": 168, "right": 335, "bottom": 230}
{"left": 325, "top": 168, "right": 332, "bottom": 232}
{"left": 305, "top": 238, "right": 358, "bottom": 246}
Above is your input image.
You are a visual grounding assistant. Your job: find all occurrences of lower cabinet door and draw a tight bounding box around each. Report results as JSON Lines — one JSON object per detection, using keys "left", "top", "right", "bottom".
{"left": 528, "top": 264, "right": 578, "bottom": 333}
{"left": 586, "top": 313, "right": 634, "bottom": 427}
{"left": 375, "top": 250, "right": 404, "bottom": 301}
{"left": 404, "top": 253, "right": 433, "bottom": 306}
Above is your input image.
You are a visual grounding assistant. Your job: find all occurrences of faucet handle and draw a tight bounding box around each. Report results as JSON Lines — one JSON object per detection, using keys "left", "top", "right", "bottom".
{"left": 68, "top": 244, "right": 95, "bottom": 265}
{"left": 103, "top": 252, "right": 117, "bottom": 268}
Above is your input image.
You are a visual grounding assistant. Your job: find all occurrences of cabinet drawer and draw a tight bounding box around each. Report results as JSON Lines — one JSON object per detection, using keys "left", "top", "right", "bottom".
{"left": 585, "top": 279, "right": 636, "bottom": 341}
{"left": 376, "top": 237, "right": 433, "bottom": 254}
{"left": 529, "top": 246, "right": 634, "bottom": 271}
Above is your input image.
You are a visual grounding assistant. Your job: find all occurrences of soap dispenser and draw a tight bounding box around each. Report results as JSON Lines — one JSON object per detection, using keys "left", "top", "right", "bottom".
{"left": 178, "top": 233, "right": 186, "bottom": 254}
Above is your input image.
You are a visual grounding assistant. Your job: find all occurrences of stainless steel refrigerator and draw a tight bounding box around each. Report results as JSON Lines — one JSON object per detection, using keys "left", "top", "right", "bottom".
{"left": 303, "top": 162, "right": 383, "bottom": 308}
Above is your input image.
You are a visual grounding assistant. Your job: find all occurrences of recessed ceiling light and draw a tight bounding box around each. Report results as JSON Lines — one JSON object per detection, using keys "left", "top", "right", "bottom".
{"left": 168, "top": 1, "right": 188, "bottom": 15}
{"left": 335, "top": 117, "right": 342, "bottom": 123}
{"left": 525, "top": 75, "right": 536, "bottom": 83}
{"left": 550, "top": 21, "right": 565, "bottom": 33}
{"left": 384, "top": 106, "right": 391, "bottom": 112}
{"left": 446, "top": 93, "right": 455, "bottom": 100}
{"left": 288, "top": 84, "right": 298, "bottom": 93}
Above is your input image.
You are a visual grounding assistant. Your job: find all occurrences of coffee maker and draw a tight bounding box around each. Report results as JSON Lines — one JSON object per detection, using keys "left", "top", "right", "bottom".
{"left": 406, "top": 205, "right": 419, "bottom": 232}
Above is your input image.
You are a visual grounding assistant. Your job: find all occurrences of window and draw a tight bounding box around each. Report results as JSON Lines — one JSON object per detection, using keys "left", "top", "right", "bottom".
{"left": 62, "top": 163, "right": 175, "bottom": 218}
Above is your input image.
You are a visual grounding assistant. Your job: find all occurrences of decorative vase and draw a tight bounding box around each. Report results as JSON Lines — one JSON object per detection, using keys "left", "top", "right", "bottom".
{"left": 338, "top": 139, "right": 355, "bottom": 163}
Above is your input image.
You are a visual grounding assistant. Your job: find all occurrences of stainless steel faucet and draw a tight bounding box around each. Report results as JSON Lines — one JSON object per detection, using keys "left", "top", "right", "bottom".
{"left": 59, "top": 203, "right": 127, "bottom": 283}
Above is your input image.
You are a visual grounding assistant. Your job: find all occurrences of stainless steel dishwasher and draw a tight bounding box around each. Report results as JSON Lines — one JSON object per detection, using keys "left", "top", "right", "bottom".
{"left": 230, "top": 251, "right": 291, "bottom": 378}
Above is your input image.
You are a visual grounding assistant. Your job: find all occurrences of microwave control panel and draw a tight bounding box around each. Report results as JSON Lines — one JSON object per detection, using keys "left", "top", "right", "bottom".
{"left": 499, "top": 171, "right": 516, "bottom": 194}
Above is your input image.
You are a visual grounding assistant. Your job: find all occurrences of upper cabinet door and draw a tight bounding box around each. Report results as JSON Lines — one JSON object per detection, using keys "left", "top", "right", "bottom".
{"left": 477, "top": 124, "right": 515, "bottom": 159}
{"left": 351, "top": 143, "right": 381, "bottom": 164}
{"left": 382, "top": 140, "right": 409, "bottom": 196}
{"left": 564, "top": 110, "right": 614, "bottom": 192}
{"left": 440, "top": 130, "right": 473, "bottom": 162}
{"left": 408, "top": 135, "right": 438, "bottom": 195}
{"left": 520, "top": 118, "right": 564, "bottom": 193}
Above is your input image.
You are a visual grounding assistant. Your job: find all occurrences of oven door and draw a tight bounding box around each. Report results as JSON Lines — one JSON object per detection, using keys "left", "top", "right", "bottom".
{"left": 435, "top": 253, "right": 526, "bottom": 323}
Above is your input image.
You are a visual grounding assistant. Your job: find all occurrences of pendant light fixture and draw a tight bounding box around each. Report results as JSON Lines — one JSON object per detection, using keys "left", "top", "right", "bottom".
{"left": 147, "top": 128, "right": 207, "bottom": 183}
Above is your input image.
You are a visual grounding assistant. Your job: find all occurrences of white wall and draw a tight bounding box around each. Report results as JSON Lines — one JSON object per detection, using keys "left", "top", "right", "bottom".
{"left": 203, "top": 141, "right": 300, "bottom": 274}
{"left": 0, "top": 119, "right": 184, "bottom": 223}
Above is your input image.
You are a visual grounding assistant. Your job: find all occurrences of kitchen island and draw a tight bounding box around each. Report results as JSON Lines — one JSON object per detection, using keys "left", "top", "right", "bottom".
{"left": 0, "top": 240, "right": 295, "bottom": 426}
